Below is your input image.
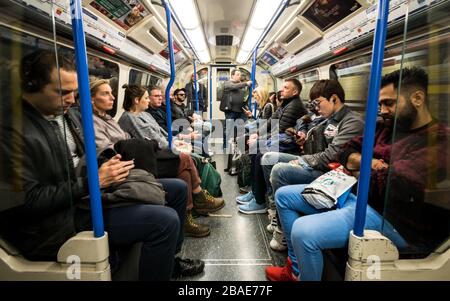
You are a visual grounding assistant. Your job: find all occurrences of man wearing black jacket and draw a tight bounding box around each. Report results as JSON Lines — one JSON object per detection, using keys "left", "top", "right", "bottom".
{"left": 238, "top": 78, "right": 307, "bottom": 214}
{"left": 0, "top": 50, "right": 202, "bottom": 280}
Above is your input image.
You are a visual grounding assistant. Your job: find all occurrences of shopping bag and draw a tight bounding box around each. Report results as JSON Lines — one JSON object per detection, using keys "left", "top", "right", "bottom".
{"left": 301, "top": 166, "right": 357, "bottom": 209}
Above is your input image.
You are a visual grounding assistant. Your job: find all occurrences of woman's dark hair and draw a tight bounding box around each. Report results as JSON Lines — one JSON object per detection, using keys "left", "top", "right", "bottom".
{"left": 122, "top": 84, "right": 147, "bottom": 111}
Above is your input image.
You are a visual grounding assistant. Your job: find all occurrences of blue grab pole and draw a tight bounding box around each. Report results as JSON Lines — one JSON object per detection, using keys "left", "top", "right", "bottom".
{"left": 209, "top": 67, "right": 212, "bottom": 120}
{"left": 353, "top": 0, "right": 390, "bottom": 237}
{"left": 194, "top": 60, "right": 199, "bottom": 112}
{"left": 163, "top": 0, "right": 175, "bottom": 149}
{"left": 69, "top": 0, "right": 104, "bottom": 238}
{"left": 250, "top": 49, "right": 257, "bottom": 118}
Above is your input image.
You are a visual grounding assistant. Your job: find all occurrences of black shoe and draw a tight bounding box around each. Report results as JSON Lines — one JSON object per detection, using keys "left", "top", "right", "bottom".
{"left": 172, "top": 257, "right": 205, "bottom": 278}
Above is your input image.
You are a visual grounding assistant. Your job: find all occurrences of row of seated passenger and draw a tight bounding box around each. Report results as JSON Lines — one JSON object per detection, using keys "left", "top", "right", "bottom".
{"left": 0, "top": 49, "right": 224, "bottom": 280}
{"left": 230, "top": 68, "right": 450, "bottom": 281}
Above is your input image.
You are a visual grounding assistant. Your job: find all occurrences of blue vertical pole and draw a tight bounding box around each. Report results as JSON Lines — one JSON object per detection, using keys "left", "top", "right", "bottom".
{"left": 193, "top": 60, "right": 199, "bottom": 112}
{"left": 209, "top": 67, "right": 213, "bottom": 120}
{"left": 353, "top": 0, "right": 390, "bottom": 237}
{"left": 250, "top": 49, "right": 257, "bottom": 118}
{"left": 163, "top": 0, "right": 175, "bottom": 149}
{"left": 69, "top": 0, "right": 104, "bottom": 238}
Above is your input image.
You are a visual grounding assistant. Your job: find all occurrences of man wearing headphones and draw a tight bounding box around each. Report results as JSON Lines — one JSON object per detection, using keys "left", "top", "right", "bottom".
{"left": 0, "top": 50, "right": 198, "bottom": 280}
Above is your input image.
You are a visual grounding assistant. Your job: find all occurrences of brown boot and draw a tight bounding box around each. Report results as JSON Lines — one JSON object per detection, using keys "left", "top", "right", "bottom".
{"left": 193, "top": 190, "right": 225, "bottom": 215}
{"left": 184, "top": 210, "right": 210, "bottom": 238}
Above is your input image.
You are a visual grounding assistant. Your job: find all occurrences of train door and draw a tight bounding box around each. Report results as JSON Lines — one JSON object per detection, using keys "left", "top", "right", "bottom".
{"left": 208, "top": 66, "right": 230, "bottom": 121}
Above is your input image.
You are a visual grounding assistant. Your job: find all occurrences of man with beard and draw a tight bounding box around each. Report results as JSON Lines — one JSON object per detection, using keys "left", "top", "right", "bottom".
{"left": 265, "top": 67, "right": 449, "bottom": 281}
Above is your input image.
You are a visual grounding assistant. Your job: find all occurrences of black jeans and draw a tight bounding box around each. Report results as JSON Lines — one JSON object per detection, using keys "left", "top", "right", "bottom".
{"left": 224, "top": 111, "right": 247, "bottom": 150}
{"left": 250, "top": 152, "right": 267, "bottom": 205}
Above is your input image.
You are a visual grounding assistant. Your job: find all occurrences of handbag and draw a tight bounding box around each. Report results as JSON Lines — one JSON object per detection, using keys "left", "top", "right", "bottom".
{"left": 301, "top": 166, "right": 357, "bottom": 209}
{"left": 102, "top": 169, "right": 166, "bottom": 207}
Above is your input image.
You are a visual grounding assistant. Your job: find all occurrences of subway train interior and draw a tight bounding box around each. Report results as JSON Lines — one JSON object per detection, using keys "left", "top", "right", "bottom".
{"left": 0, "top": 0, "right": 449, "bottom": 283}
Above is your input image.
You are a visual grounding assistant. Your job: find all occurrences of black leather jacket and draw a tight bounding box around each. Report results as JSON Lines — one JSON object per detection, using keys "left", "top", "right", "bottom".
{"left": 0, "top": 101, "right": 88, "bottom": 260}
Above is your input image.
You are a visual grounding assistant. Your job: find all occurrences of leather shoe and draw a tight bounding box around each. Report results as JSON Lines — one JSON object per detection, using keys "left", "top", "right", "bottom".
{"left": 172, "top": 257, "right": 205, "bottom": 278}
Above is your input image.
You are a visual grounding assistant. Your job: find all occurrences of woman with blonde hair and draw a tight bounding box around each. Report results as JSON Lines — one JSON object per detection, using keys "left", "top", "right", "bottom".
{"left": 243, "top": 86, "right": 274, "bottom": 120}
{"left": 89, "top": 78, "right": 224, "bottom": 238}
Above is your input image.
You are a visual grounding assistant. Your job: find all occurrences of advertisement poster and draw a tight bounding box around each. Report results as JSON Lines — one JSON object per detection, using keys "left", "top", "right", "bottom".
{"left": 268, "top": 43, "right": 288, "bottom": 60}
{"left": 260, "top": 51, "right": 278, "bottom": 66}
{"left": 89, "top": 0, "right": 149, "bottom": 31}
{"left": 303, "top": 0, "right": 361, "bottom": 32}
{"left": 159, "top": 42, "right": 181, "bottom": 59}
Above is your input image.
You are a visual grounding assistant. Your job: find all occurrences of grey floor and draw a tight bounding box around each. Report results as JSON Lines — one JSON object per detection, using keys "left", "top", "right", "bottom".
{"left": 178, "top": 154, "right": 287, "bottom": 281}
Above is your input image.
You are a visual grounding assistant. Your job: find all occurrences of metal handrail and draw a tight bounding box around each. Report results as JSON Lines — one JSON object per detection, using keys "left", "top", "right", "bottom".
{"left": 163, "top": 0, "right": 175, "bottom": 149}
{"left": 353, "top": 0, "right": 390, "bottom": 237}
{"left": 194, "top": 59, "right": 199, "bottom": 112}
{"left": 250, "top": 49, "right": 257, "bottom": 118}
{"left": 209, "top": 67, "right": 213, "bottom": 120}
{"left": 69, "top": 0, "right": 104, "bottom": 238}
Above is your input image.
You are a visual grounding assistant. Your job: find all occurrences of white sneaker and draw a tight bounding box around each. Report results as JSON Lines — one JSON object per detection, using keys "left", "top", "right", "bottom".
{"left": 270, "top": 227, "right": 287, "bottom": 251}
{"left": 266, "top": 209, "right": 277, "bottom": 233}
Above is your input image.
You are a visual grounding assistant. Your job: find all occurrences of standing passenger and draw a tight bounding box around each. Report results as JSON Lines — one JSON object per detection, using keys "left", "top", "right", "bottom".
{"left": 185, "top": 73, "right": 207, "bottom": 114}
{"left": 220, "top": 69, "right": 252, "bottom": 150}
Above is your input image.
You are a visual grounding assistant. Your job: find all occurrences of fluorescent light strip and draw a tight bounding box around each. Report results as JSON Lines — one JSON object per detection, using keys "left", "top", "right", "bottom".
{"left": 236, "top": 0, "right": 287, "bottom": 64}
{"left": 168, "top": 0, "right": 211, "bottom": 63}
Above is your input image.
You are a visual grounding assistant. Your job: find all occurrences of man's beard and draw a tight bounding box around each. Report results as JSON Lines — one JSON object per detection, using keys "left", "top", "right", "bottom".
{"left": 382, "top": 102, "right": 417, "bottom": 132}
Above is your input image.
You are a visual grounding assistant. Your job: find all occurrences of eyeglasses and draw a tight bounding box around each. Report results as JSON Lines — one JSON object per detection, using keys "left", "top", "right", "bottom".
{"left": 177, "top": 93, "right": 186, "bottom": 96}
{"left": 310, "top": 98, "right": 324, "bottom": 108}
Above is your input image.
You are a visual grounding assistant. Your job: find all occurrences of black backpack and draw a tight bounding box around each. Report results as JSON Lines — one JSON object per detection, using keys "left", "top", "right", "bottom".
{"left": 218, "top": 84, "right": 232, "bottom": 112}
{"left": 303, "top": 121, "right": 328, "bottom": 155}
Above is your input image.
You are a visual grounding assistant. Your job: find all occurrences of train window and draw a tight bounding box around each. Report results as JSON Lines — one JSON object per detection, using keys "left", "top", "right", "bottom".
{"left": 331, "top": 54, "right": 372, "bottom": 114}
{"left": 149, "top": 75, "right": 162, "bottom": 86}
{"left": 298, "top": 70, "right": 319, "bottom": 103}
{"left": 87, "top": 55, "right": 119, "bottom": 117}
{"left": 381, "top": 3, "right": 450, "bottom": 258}
{"left": 129, "top": 69, "right": 162, "bottom": 88}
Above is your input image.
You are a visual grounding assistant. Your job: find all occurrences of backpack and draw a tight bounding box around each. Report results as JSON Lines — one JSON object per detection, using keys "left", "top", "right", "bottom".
{"left": 218, "top": 83, "right": 232, "bottom": 112}
{"left": 236, "top": 154, "right": 251, "bottom": 188}
{"left": 303, "top": 121, "right": 329, "bottom": 155}
{"left": 217, "top": 84, "right": 225, "bottom": 103}
{"left": 191, "top": 155, "right": 223, "bottom": 197}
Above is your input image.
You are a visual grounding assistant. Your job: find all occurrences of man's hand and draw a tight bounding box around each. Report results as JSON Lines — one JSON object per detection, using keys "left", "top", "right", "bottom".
{"left": 289, "top": 159, "right": 300, "bottom": 165}
{"left": 285, "top": 127, "right": 296, "bottom": 136}
{"left": 371, "top": 158, "right": 389, "bottom": 170}
{"left": 190, "top": 131, "right": 201, "bottom": 140}
{"left": 98, "top": 154, "right": 134, "bottom": 188}
{"left": 243, "top": 107, "right": 253, "bottom": 117}
{"left": 295, "top": 131, "right": 306, "bottom": 146}
{"left": 247, "top": 133, "right": 259, "bottom": 145}
{"left": 192, "top": 113, "right": 202, "bottom": 121}
{"left": 246, "top": 80, "right": 252, "bottom": 86}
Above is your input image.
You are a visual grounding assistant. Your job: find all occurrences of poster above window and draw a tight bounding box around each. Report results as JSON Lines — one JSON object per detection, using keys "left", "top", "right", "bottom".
{"left": 89, "top": 0, "right": 150, "bottom": 31}
{"left": 302, "top": 0, "right": 361, "bottom": 32}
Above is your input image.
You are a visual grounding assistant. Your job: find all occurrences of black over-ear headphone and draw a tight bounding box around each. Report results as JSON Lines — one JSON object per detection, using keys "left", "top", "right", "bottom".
{"left": 22, "top": 50, "right": 46, "bottom": 93}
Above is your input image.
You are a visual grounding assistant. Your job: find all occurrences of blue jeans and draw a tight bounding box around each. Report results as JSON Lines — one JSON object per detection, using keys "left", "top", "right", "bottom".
{"left": 263, "top": 152, "right": 324, "bottom": 194}
{"left": 261, "top": 152, "right": 300, "bottom": 197}
{"left": 275, "top": 184, "right": 408, "bottom": 281}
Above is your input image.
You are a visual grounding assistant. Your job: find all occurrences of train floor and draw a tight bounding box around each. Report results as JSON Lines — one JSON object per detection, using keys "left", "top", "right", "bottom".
{"left": 177, "top": 154, "right": 287, "bottom": 281}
